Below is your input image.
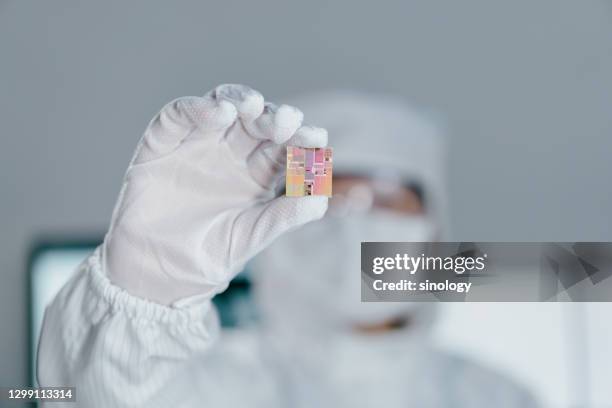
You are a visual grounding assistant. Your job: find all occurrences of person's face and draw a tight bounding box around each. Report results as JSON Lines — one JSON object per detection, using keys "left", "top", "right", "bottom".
{"left": 262, "top": 172, "right": 432, "bottom": 335}
{"left": 326, "top": 174, "right": 428, "bottom": 334}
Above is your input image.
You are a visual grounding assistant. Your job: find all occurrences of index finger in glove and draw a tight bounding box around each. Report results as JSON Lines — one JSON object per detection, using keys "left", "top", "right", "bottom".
{"left": 135, "top": 96, "right": 237, "bottom": 164}
{"left": 245, "top": 102, "right": 304, "bottom": 145}
{"left": 247, "top": 124, "right": 328, "bottom": 188}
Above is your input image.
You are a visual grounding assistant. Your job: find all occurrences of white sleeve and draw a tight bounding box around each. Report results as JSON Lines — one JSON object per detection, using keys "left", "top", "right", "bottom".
{"left": 37, "top": 247, "right": 220, "bottom": 408}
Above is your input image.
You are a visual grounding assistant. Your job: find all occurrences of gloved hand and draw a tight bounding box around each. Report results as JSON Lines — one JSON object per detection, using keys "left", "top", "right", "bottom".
{"left": 102, "top": 84, "right": 328, "bottom": 305}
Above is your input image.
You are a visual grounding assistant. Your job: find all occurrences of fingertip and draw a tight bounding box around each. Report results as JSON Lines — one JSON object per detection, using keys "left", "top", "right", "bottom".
{"left": 215, "top": 84, "right": 265, "bottom": 122}
{"left": 290, "top": 126, "right": 328, "bottom": 148}
{"left": 273, "top": 104, "right": 304, "bottom": 144}
{"left": 283, "top": 195, "right": 329, "bottom": 223}
{"left": 303, "top": 195, "right": 329, "bottom": 220}
{"left": 241, "top": 91, "right": 265, "bottom": 121}
{"left": 208, "top": 99, "right": 238, "bottom": 130}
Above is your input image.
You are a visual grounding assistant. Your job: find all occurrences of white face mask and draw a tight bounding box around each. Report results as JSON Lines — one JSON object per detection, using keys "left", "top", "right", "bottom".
{"left": 253, "top": 210, "right": 439, "bottom": 328}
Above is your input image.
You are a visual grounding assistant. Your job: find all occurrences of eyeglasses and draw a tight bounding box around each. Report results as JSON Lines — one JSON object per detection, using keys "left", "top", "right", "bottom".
{"left": 327, "top": 174, "right": 425, "bottom": 217}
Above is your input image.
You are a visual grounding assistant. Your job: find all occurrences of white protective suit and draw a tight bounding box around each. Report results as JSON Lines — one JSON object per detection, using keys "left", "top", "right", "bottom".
{"left": 249, "top": 91, "right": 540, "bottom": 407}
{"left": 37, "top": 86, "right": 538, "bottom": 408}
{"left": 37, "top": 84, "right": 326, "bottom": 407}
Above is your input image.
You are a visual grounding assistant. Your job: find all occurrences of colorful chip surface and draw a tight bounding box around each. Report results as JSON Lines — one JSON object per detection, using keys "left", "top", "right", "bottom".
{"left": 286, "top": 146, "right": 333, "bottom": 197}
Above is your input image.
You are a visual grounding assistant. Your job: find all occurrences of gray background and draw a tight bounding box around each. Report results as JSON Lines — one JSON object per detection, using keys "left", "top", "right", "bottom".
{"left": 1, "top": 0, "right": 612, "bottom": 387}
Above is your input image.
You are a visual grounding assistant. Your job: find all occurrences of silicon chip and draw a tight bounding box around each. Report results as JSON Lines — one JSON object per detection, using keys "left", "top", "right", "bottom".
{"left": 286, "top": 146, "right": 333, "bottom": 197}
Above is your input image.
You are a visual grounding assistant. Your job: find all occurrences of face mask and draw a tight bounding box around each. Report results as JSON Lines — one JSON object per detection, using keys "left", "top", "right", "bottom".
{"left": 253, "top": 210, "right": 439, "bottom": 328}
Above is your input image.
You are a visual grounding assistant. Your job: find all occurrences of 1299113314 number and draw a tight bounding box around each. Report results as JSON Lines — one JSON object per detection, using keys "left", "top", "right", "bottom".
{"left": 2, "top": 387, "right": 75, "bottom": 401}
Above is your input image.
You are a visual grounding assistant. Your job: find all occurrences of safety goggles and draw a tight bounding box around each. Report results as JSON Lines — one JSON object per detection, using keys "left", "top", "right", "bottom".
{"left": 327, "top": 173, "right": 425, "bottom": 217}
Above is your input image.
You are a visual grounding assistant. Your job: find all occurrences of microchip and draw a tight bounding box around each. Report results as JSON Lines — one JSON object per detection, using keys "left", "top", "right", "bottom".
{"left": 286, "top": 146, "right": 333, "bottom": 197}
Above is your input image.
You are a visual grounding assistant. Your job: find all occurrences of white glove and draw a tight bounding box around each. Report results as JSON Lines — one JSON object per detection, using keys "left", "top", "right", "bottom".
{"left": 102, "top": 84, "right": 328, "bottom": 305}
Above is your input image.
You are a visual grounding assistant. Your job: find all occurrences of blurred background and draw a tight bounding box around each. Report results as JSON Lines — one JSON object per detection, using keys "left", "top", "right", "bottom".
{"left": 1, "top": 0, "right": 612, "bottom": 406}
